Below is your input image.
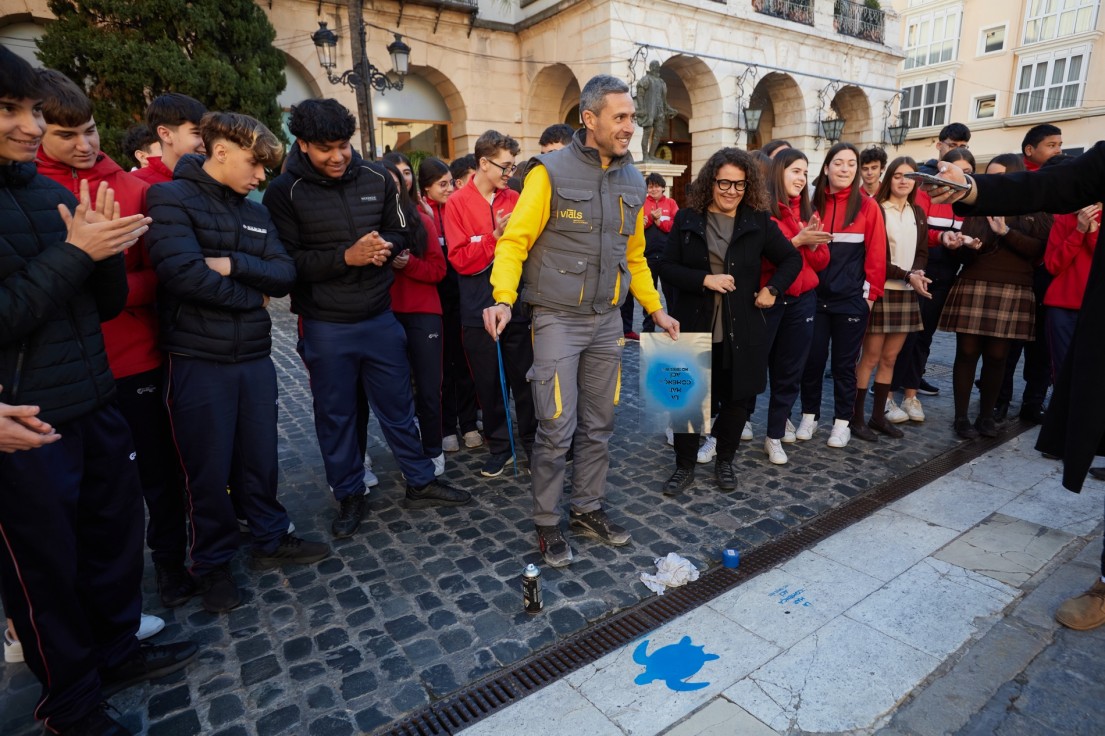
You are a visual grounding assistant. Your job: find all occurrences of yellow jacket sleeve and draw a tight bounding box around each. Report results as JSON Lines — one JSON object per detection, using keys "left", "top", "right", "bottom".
{"left": 491, "top": 165, "right": 664, "bottom": 316}
{"left": 490, "top": 167, "right": 550, "bottom": 305}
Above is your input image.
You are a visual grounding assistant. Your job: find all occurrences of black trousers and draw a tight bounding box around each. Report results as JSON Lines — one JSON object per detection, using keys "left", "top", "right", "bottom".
{"left": 462, "top": 323, "right": 537, "bottom": 455}
{"left": 396, "top": 312, "right": 445, "bottom": 456}
{"left": 893, "top": 261, "right": 956, "bottom": 389}
{"left": 802, "top": 309, "right": 869, "bottom": 421}
{"left": 441, "top": 308, "right": 479, "bottom": 436}
{"left": 674, "top": 344, "right": 752, "bottom": 467}
{"left": 0, "top": 405, "right": 143, "bottom": 731}
{"left": 765, "top": 291, "right": 816, "bottom": 438}
{"left": 115, "top": 368, "right": 188, "bottom": 568}
{"left": 1000, "top": 265, "right": 1053, "bottom": 408}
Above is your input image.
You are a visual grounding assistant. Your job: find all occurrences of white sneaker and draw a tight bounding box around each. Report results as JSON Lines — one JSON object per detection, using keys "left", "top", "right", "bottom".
{"left": 764, "top": 438, "right": 788, "bottom": 465}
{"left": 885, "top": 398, "right": 909, "bottom": 424}
{"left": 827, "top": 419, "right": 851, "bottom": 448}
{"left": 901, "top": 396, "right": 925, "bottom": 422}
{"left": 741, "top": 422, "right": 753, "bottom": 441}
{"left": 4, "top": 627, "right": 22, "bottom": 663}
{"left": 432, "top": 453, "right": 445, "bottom": 477}
{"left": 239, "top": 518, "right": 297, "bottom": 534}
{"left": 463, "top": 430, "right": 484, "bottom": 448}
{"left": 795, "top": 414, "right": 817, "bottom": 441}
{"left": 363, "top": 461, "right": 379, "bottom": 488}
{"left": 697, "top": 435, "right": 718, "bottom": 463}
{"left": 442, "top": 434, "right": 460, "bottom": 453}
{"left": 137, "top": 613, "right": 164, "bottom": 641}
{"left": 782, "top": 418, "right": 797, "bottom": 444}
{"left": 665, "top": 427, "right": 674, "bottom": 446}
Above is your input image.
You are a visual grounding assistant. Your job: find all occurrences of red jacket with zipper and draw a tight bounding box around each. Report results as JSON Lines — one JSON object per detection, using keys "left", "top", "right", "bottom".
{"left": 815, "top": 186, "right": 887, "bottom": 312}
{"left": 443, "top": 179, "right": 519, "bottom": 326}
{"left": 130, "top": 155, "right": 174, "bottom": 186}
{"left": 390, "top": 211, "right": 446, "bottom": 314}
{"left": 763, "top": 196, "right": 830, "bottom": 295}
{"left": 35, "top": 150, "right": 161, "bottom": 379}
{"left": 1043, "top": 209, "right": 1099, "bottom": 310}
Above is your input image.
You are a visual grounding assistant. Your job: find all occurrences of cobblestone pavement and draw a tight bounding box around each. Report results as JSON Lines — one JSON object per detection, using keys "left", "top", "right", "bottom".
{"left": 0, "top": 298, "right": 1017, "bottom": 736}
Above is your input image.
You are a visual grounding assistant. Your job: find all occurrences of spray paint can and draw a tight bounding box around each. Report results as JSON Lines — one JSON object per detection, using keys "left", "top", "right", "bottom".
{"left": 522, "top": 563, "right": 542, "bottom": 613}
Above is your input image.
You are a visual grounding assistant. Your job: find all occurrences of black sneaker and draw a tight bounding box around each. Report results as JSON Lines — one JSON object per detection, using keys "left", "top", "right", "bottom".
{"left": 197, "top": 566, "right": 240, "bottom": 614}
{"left": 993, "top": 400, "right": 1010, "bottom": 422}
{"left": 1089, "top": 467, "right": 1105, "bottom": 481}
{"left": 974, "top": 416, "right": 998, "bottom": 438}
{"left": 250, "top": 534, "right": 331, "bottom": 571}
{"left": 405, "top": 479, "right": 473, "bottom": 508}
{"left": 954, "top": 417, "right": 979, "bottom": 440}
{"left": 100, "top": 641, "right": 199, "bottom": 697}
{"left": 917, "top": 378, "right": 940, "bottom": 396}
{"left": 154, "top": 563, "right": 196, "bottom": 609}
{"left": 849, "top": 420, "right": 878, "bottom": 442}
{"left": 536, "top": 524, "right": 573, "bottom": 567}
{"left": 1019, "top": 404, "right": 1046, "bottom": 424}
{"left": 331, "top": 494, "right": 367, "bottom": 538}
{"left": 569, "top": 508, "right": 631, "bottom": 546}
{"left": 663, "top": 466, "right": 695, "bottom": 496}
{"left": 714, "top": 458, "right": 737, "bottom": 492}
{"left": 480, "top": 451, "right": 514, "bottom": 477}
{"left": 60, "top": 703, "right": 131, "bottom": 735}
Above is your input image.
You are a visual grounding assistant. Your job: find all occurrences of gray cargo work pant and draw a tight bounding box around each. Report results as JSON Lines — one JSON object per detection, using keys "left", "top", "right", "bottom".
{"left": 527, "top": 307, "right": 624, "bottom": 526}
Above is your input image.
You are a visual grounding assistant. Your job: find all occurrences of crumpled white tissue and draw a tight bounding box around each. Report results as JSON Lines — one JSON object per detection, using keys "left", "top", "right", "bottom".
{"left": 640, "top": 552, "right": 699, "bottom": 595}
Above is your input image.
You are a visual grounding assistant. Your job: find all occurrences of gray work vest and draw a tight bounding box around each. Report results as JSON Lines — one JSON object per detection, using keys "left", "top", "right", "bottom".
{"left": 520, "top": 133, "right": 646, "bottom": 314}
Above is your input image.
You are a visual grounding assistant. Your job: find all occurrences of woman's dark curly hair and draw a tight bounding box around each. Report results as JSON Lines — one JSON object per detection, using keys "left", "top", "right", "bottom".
{"left": 685, "top": 147, "right": 769, "bottom": 214}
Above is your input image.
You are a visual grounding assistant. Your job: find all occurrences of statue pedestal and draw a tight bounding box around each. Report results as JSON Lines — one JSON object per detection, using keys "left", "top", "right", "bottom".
{"left": 636, "top": 161, "right": 686, "bottom": 191}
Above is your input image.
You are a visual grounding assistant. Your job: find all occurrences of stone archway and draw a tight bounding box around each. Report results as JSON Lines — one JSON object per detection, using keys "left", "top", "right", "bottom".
{"left": 745, "top": 72, "right": 806, "bottom": 150}
{"left": 655, "top": 55, "right": 723, "bottom": 204}
{"left": 830, "top": 85, "right": 872, "bottom": 147}
{"left": 372, "top": 65, "right": 462, "bottom": 159}
{"left": 525, "top": 63, "right": 582, "bottom": 151}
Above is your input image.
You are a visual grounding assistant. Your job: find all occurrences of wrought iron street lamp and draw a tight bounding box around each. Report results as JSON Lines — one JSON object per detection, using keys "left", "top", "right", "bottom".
{"left": 820, "top": 116, "right": 846, "bottom": 144}
{"left": 310, "top": 20, "right": 411, "bottom": 159}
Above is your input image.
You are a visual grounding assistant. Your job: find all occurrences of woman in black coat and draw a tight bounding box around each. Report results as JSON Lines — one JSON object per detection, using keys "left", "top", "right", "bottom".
{"left": 658, "top": 148, "right": 802, "bottom": 495}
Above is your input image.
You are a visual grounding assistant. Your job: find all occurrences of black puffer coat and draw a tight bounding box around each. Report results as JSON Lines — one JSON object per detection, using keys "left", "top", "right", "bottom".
{"left": 263, "top": 146, "right": 408, "bottom": 322}
{"left": 0, "top": 163, "right": 125, "bottom": 424}
{"left": 659, "top": 204, "right": 801, "bottom": 399}
{"left": 146, "top": 155, "right": 295, "bottom": 363}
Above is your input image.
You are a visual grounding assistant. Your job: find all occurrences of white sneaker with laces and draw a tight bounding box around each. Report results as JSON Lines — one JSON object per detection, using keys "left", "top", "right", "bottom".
{"left": 4, "top": 627, "right": 22, "bottom": 664}
{"left": 137, "top": 613, "right": 165, "bottom": 641}
{"left": 795, "top": 414, "right": 817, "bottom": 441}
{"left": 782, "top": 418, "right": 797, "bottom": 444}
{"left": 902, "top": 396, "right": 925, "bottom": 422}
{"left": 885, "top": 398, "right": 909, "bottom": 424}
{"left": 741, "top": 422, "right": 754, "bottom": 441}
{"left": 463, "top": 430, "right": 484, "bottom": 448}
{"left": 827, "top": 419, "right": 851, "bottom": 448}
{"left": 431, "top": 453, "right": 445, "bottom": 477}
{"left": 697, "top": 435, "right": 718, "bottom": 464}
{"left": 665, "top": 427, "right": 674, "bottom": 446}
{"left": 764, "top": 438, "right": 788, "bottom": 465}
{"left": 442, "top": 434, "right": 460, "bottom": 453}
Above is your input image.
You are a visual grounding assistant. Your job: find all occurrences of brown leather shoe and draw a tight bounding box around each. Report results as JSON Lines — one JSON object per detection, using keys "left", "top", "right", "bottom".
{"left": 1055, "top": 580, "right": 1105, "bottom": 630}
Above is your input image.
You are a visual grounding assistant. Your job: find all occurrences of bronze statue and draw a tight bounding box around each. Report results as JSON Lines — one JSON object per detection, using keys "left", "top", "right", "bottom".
{"left": 635, "top": 61, "right": 678, "bottom": 162}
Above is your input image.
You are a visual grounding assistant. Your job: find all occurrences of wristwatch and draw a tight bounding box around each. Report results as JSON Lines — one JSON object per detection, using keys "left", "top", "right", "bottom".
{"left": 765, "top": 285, "right": 780, "bottom": 297}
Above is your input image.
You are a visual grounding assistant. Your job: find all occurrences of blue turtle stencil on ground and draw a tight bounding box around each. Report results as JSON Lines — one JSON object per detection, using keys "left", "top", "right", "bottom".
{"left": 632, "top": 636, "right": 720, "bottom": 691}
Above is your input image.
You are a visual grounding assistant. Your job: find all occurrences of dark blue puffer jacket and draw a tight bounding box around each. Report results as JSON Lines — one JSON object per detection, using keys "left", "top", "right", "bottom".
{"left": 0, "top": 163, "right": 125, "bottom": 424}
{"left": 146, "top": 155, "right": 296, "bottom": 362}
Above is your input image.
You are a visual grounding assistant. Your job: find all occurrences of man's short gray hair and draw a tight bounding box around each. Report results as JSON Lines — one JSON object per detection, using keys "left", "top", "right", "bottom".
{"left": 580, "top": 75, "right": 630, "bottom": 116}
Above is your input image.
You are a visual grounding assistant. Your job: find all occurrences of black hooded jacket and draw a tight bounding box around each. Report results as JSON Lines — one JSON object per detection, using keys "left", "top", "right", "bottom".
{"left": 0, "top": 163, "right": 125, "bottom": 424}
{"left": 146, "top": 155, "right": 295, "bottom": 362}
{"left": 263, "top": 146, "right": 408, "bottom": 322}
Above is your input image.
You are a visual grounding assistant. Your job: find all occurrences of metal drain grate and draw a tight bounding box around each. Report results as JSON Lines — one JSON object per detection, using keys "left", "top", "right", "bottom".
{"left": 379, "top": 421, "right": 1037, "bottom": 736}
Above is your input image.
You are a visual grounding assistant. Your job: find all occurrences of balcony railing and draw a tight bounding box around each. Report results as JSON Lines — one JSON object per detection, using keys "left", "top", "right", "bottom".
{"left": 834, "top": 0, "right": 885, "bottom": 44}
{"left": 752, "top": 0, "right": 815, "bottom": 26}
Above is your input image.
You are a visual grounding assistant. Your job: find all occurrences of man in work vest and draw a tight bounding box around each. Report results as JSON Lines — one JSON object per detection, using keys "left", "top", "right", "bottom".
{"left": 483, "top": 74, "right": 680, "bottom": 567}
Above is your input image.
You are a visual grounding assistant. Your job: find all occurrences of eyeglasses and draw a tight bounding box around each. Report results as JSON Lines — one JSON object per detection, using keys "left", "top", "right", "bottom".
{"left": 714, "top": 178, "right": 748, "bottom": 192}
{"left": 485, "top": 159, "right": 518, "bottom": 176}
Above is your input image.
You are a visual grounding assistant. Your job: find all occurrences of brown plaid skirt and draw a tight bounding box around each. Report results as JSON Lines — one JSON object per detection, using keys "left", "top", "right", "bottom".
{"left": 868, "top": 288, "right": 922, "bottom": 333}
{"left": 938, "top": 278, "right": 1036, "bottom": 340}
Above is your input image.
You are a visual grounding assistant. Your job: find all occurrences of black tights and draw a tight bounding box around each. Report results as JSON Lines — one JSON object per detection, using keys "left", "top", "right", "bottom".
{"left": 953, "top": 333, "right": 1013, "bottom": 419}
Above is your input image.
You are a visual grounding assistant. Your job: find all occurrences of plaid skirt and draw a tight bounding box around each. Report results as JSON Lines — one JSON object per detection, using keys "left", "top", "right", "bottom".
{"left": 938, "top": 278, "right": 1036, "bottom": 340}
{"left": 868, "top": 288, "right": 922, "bottom": 334}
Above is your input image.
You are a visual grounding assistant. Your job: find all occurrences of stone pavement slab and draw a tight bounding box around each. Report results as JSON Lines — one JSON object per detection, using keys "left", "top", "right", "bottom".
{"left": 886, "top": 474, "right": 1020, "bottom": 532}
{"left": 935, "top": 513, "right": 1076, "bottom": 586}
{"left": 456, "top": 681, "right": 621, "bottom": 736}
{"left": 809, "top": 508, "right": 961, "bottom": 582}
{"left": 663, "top": 698, "right": 777, "bottom": 736}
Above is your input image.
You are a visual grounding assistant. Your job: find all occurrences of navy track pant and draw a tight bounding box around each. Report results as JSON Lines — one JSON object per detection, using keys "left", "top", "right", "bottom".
{"left": 115, "top": 368, "right": 187, "bottom": 568}
{"left": 0, "top": 405, "right": 143, "bottom": 731}
{"left": 441, "top": 307, "right": 479, "bottom": 437}
{"left": 462, "top": 322, "right": 537, "bottom": 456}
{"left": 165, "top": 355, "right": 290, "bottom": 574}
{"left": 802, "top": 309, "right": 869, "bottom": 421}
{"left": 396, "top": 312, "right": 445, "bottom": 457}
{"left": 765, "top": 291, "right": 816, "bottom": 438}
{"left": 298, "top": 313, "right": 436, "bottom": 499}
